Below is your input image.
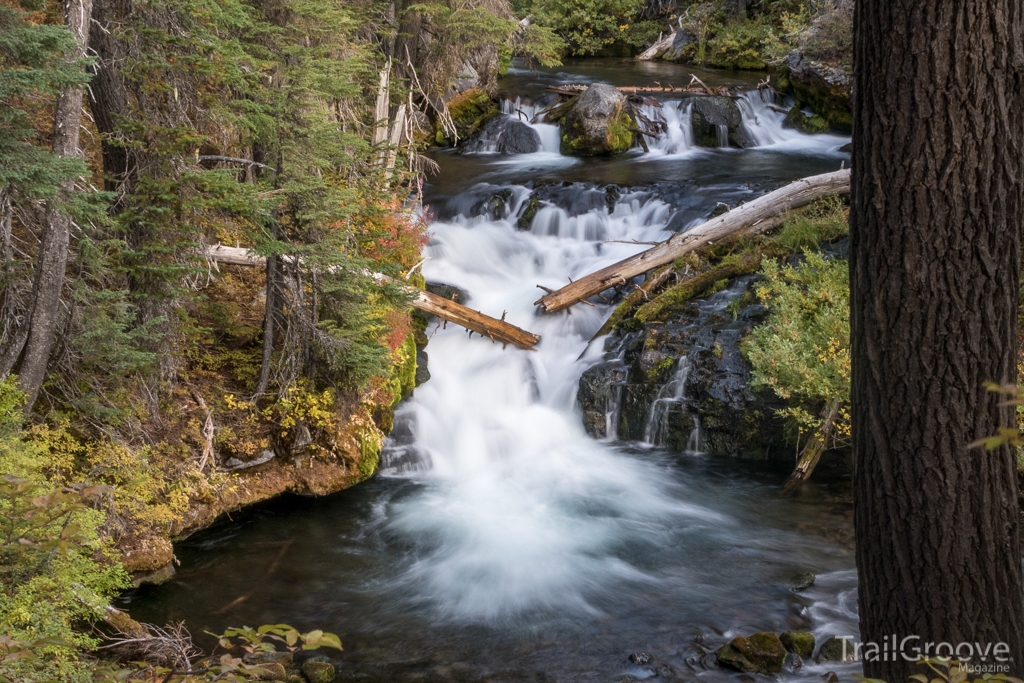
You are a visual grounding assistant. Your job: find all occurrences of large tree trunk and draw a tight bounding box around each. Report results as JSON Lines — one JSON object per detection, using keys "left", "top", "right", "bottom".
{"left": 850, "top": 1, "right": 1024, "bottom": 679}
{"left": 16, "top": 0, "right": 94, "bottom": 410}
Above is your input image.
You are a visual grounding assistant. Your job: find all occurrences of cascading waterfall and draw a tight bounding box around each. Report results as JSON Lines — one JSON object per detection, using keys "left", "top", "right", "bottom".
{"left": 643, "top": 356, "right": 692, "bottom": 446}
{"left": 501, "top": 97, "right": 561, "bottom": 153}
{"left": 638, "top": 100, "right": 695, "bottom": 155}
{"left": 129, "top": 63, "right": 861, "bottom": 682}
{"left": 382, "top": 184, "right": 721, "bottom": 619}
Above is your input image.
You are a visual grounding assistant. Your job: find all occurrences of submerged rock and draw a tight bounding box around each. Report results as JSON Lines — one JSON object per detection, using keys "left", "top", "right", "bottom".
{"left": 715, "top": 632, "right": 788, "bottom": 675}
{"left": 560, "top": 83, "right": 634, "bottom": 156}
{"left": 689, "top": 96, "right": 754, "bottom": 148}
{"left": 460, "top": 115, "right": 541, "bottom": 155}
{"left": 781, "top": 631, "right": 816, "bottom": 659}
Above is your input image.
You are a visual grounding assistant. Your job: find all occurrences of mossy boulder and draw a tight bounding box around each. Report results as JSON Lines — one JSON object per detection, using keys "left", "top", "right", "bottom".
{"left": 434, "top": 88, "right": 499, "bottom": 147}
{"left": 816, "top": 636, "right": 854, "bottom": 663}
{"left": 301, "top": 659, "right": 335, "bottom": 683}
{"left": 785, "top": 52, "right": 852, "bottom": 133}
{"left": 715, "top": 632, "right": 788, "bottom": 675}
{"left": 784, "top": 105, "right": 831, "bottom": 134}
{"left": 689, "top": 96, "right": 754, "bottom": 148}
{"left": 780, "top": 631, "right": 816, "bottom": 659}
{"left": 560, "top": 83, "right": 634, "bottom": 156}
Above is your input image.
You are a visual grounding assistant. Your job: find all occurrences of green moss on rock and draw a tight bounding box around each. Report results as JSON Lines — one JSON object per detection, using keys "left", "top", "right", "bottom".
{"left": 784, "top": 105, "right": 831, "bottom": 134}
{"left": 780, "top": 631, "right": 816, "bottom": 659}
{"left": 715, "top": 632, "right": 788, "bottom": 675}
{"left": 434, "top": 88, "right": 499, "bottom": 147}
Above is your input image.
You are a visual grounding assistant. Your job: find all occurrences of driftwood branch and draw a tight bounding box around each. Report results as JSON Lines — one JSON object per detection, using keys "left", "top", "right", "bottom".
{"left": 533, "top": 169, "right": 851, "bottom": 313}
{"left": 203, "top": 245, "right": 541, "bottom": 350}
{"left": 197, "top": 156, "right": 276, "bottom": 172}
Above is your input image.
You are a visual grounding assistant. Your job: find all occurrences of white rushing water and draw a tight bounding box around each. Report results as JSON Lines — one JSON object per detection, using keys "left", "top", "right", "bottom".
{"left": 376, "top": 86, "right": 855, "bottom": 626}
{"left": 492, "top": 90, "right": 849, "bottom": 158}
{"left": 381, "top": 185, "right": 729, "bottom": 619}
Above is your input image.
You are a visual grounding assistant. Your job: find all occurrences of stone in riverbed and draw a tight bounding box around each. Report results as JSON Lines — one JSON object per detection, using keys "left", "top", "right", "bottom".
{"left": 460, "top": 115, "right": 541, "bottom": 155}
{"left": 301, "top": 660, "right": 335, "bottom": 683}
{"left": 816, "top": 636, "right": 855, "bottom": 663}
{"left": 780, "top": 631, "right": 816, "bottom": 659}
{"left": 560, "top": 83, "right": 634, "bottom": 156}
{"left": 689, "top": 96, "right": 754, "bottom": 148}
{"left": 715, "top": 632, "right": 788, "bottom": 675}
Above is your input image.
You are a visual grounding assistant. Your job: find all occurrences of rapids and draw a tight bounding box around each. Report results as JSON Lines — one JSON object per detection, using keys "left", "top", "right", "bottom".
{"left": 127, "top": 60, "right": 860, "bottom": 682}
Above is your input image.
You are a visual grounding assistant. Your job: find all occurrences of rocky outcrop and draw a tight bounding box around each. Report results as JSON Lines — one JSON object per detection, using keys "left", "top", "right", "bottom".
{"left": 689, "top": 96, "right": 754, "bottom": 148}
{"left": 460, "top": 115, "right": 541, "bottom": 155}
{"left": 783, "top": 6, "right": 854, "bottom": 133}
{"left": 560, "top": 83, "right": 634, "bottom": 156}
{"left": 578, "top": 275, "right": 786, "bottom": 454}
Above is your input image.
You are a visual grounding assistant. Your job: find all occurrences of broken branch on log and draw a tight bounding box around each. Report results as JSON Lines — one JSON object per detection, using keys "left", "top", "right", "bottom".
{"left": 203, "top": 245, "right": 541, "bottom": 351}
{"left": 533, "top": 169, "right": 851, "bottom": 313}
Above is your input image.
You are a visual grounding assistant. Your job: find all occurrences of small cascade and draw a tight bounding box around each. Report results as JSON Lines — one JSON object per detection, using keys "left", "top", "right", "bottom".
{"left": 525, "top": 193, "right": 672, "bottom": 240}
{"left": 501, "top": 96, "right": 561, "bottom": 153}
{"left": 735, "top": 89, "right": 804, "bottom": 147}
{"left": 604, "top": 380, "right": 625, "bottom": 441}
{"left": 640, "top": 100, "right": 695, "bottom": 155}
{"left": 643, "top": 356, "right": 692, "bottom": 446}
{"left": 716, "top": 124, "right": 729, "bottom": 148}
{"left": 685, "top": 415, "right": 705, "bottom": 454}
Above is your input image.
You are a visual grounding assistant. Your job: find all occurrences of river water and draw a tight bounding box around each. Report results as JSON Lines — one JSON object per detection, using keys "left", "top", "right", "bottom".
{"left": 128, "top": 60, "right": 860, "bottom": 682}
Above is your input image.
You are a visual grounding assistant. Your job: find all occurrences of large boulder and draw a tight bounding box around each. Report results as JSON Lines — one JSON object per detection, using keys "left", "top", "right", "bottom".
{"left": 783, "top": 6, "right": 854, "bottom": 133}
{"left": 460, "top": 115, "right": 541, "bottom": 155}
{"left": 715, "top": 632, "right": 788, "bottom": 675}
{"left": 560, "top": 83, "right": 634, "bottom": 156}
{"left": 689, "top": 96, "right": 754, "bottom": 148}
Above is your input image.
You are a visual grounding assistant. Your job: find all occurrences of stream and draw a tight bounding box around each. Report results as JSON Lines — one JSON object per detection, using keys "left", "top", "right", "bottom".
{"left": 128, "top": 59, "right": 860, "bottom": 682}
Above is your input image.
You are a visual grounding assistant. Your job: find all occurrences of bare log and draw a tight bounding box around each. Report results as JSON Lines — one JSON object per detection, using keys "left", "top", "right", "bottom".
{"left": 534, "top": 169, "right": 851, "bottom": 313}
{"left": 637, "top": 31, "right": 676, "bottom": 61}
{"left": 203, "top": 245, "right": 540, "bottom": 351}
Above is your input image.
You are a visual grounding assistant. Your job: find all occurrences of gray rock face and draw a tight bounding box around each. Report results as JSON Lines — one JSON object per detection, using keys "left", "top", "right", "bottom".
{"left": 578, "top": 276, "right": 786, "bottom": 455}
{"left": 689, "top": 96, "right": 754, "bottom": 148}
{"left": 560, "top": 83, "right": 634, "bottom": 156}
{"left": 460, "top": 115, "right": 541, "bottom": 155}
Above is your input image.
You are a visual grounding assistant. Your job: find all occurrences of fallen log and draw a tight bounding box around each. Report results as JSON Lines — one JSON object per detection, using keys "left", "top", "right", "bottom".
{"left": 546, "top": 84, "right": 729, "bottom": 97}
{"left": 637, "top": 31, "right": 676, "bottom": 61}
{"left": 203, "top": 245, "right": 541, "bottom": 351}
{"left": 533, "top": 169, "right": 851, "bottom": 313}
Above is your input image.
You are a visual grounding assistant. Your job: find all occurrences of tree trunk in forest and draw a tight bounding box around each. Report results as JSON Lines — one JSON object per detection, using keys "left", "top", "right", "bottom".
{"left": 15, "top": 0, "right": 94, "bottom": 411}
{"left": 850, "top": 1, "right": 1024, "bottom": 679}
{"left": 88, "top": 0, "right": 130, "bottom": 195}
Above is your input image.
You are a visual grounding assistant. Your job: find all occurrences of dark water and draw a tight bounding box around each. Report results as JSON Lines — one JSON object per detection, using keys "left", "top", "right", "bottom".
{"left": 128, "top": 60, "right": 859, "bottom": 683}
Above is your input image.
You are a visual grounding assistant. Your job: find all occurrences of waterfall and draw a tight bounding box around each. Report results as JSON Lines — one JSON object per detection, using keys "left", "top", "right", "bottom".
{"left": 642, "top": 356, "right": 692, "bottom": 446}
{"left": 381, "top": 184, "right": 716, "bottom": 619}
{"left": 639, "top": 100, "right": 695, "bottom": 155}
{"left": 502, "top": 97, "right": 562, "bottom": 154}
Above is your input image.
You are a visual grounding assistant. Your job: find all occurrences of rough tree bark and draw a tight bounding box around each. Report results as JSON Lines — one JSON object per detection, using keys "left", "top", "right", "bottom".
{"left": 15, "top": 0, "right": 94, "bottom": 410}
{"left": 850, "top": 1, "right": 1024, "bottom": 679}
